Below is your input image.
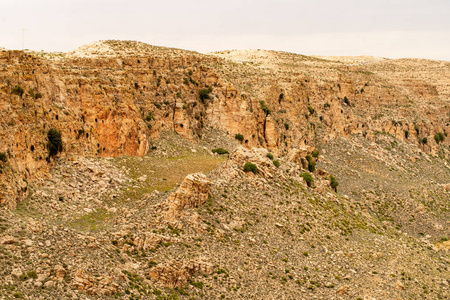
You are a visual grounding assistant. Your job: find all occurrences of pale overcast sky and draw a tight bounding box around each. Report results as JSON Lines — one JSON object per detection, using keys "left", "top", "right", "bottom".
{"left": 1, "top": 0, "right": 449, "bottom": 60}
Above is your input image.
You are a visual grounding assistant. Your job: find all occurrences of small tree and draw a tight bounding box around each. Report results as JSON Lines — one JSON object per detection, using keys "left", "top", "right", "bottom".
{"left": 12, "top": 85, "right": 24, "bottom": 97}
{"left": 434, "top": 132, "right": 445, "bottom": 144}
{"left": 243, "top": 162, "right": 258, "bottom": 174}
{"left": 260, "top": 101, "right": 270, "bottom": 115}
{"left": 47, "top": 128, "right": 63, "bottom": 157}
{"left": 330, "top": 175, "right": 339, "bottom": 192}
{"left": 199, "top": 87, "right": 212, "bottom": 103}
{"left": 300, "top": 172, "right": 314, "bottom": 187}
{"left": 235, "top": 134, "right": 244, "bottom": 143}
{"left": 306, "top": 154, "right": 316, "bottom": 172}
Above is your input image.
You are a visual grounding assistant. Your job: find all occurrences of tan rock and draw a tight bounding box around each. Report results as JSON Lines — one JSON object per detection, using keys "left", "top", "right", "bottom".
{"left": 162, "top": 173, "right": 211, "bottom": 222}
{"left": 54, "top": 264, "right": 66, "bottom": 281}
{"left": 336, "top": 285, "right": 350, "bottom": 295}
{"left": 148, "top": 258, "right": 214, "bottom": 288}
{"left": 0, "top": 235, "right": 15, "bottom": 245}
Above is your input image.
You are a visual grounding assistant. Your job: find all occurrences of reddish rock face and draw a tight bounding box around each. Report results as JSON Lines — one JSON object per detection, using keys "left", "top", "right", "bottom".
{"left": 1, "top": 41, "right": 449, "bottom": 207}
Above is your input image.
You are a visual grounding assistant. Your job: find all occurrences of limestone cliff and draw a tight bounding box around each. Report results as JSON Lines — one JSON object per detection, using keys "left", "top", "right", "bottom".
{"left": 0, "top": 41, "right": 449, "bottom": 207}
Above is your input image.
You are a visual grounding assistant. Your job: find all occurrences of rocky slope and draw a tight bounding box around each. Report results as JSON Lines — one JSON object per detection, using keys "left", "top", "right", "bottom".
{"left": 0, "top": 41, "right": 449, "bottom": 299}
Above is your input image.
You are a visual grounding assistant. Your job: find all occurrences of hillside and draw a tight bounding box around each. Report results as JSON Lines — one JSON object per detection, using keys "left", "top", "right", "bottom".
{"left": 0, "top": 41, "right": 449, "bottom": 299}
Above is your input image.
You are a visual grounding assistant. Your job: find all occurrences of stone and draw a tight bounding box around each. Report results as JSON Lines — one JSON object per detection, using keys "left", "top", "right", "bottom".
{"left": 162, "top": 173, "right": 211, "bottom": 222}
{"left": 55, "top": 265, "right": 66, "bottom": 281}
{"left": 0, "top": 235, "right": 15, "bottom": 245}
{"left": 336, "top": 285, "right": 350, "bottom": 295}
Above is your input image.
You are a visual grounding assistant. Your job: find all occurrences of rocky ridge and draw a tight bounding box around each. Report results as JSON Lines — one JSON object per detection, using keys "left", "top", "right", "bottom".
{"left": 0, "top": 41, "right": 449, "bottom": 299}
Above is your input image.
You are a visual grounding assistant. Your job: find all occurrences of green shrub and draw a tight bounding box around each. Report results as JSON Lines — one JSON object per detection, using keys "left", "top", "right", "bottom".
{"left": 278, "top": 93, "right": 284, "bottom": 102}
{"left": 434, "top": 132, "right": 445, "bottom": 144}
{"left": 300, "top": 172, "right": 314, "bottom": 187}
{"left": 145, "top": 112, "right": 154, "bottom": 121}
{"left": 260, "top": 101, "right": 270, "bottom": 115}
{"left": 235, "top": 134, "right": 244, "bottom": 142}
{"left": 414, "top": 124, "right": 420, "bottom": 135}
{"left": 308, "top": 105, "right": 314, "bottom": 115}
{"left": 330, "top": 175, "right": 339, "bottom": 192}
{"left": 306, "top": 154, "right": 316, "bottom": 172}
{"left": 243, "top": 162, "right": 258, "bottom": 174}
{"left": 311, "top": 150, "right": 320, "bottom": 158}
{"left": 12, "top": 85, "right": 24, "bottom": 97}
{"left": 273, "top": 160, "right": 280, "bottom": 167}
{"left": 212, "top": 148, "right": 229, "bottom": 155}
{"left": 199, "top": 87, "right": 212, "bottom": 103}
{"left": 47, "top": 128, "right": 63, "bottom": 157}
{"left": 404, "top": 130, "right": 409, "bottom": 139}
{"left": 266, "top": 152, "right": 274, "bottom": 160}
{"left": 284, "top": 123, "right": 289, "bottom": 130}
{"left": 421, "top": 137, "right": 428, "bottom": 144}
{"left": 28, "top": 89, "right": 42, "bottom": 99}
{"left": 27, "top": 270, "right": 38, "bottom": 279}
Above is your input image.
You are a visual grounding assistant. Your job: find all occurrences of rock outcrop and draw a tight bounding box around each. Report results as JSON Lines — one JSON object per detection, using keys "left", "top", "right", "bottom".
{"left": 148, "top": 258, "right": 214, "bottom": 288}
{"left": 160, "top": 173, "right": 211, "bottom": 223}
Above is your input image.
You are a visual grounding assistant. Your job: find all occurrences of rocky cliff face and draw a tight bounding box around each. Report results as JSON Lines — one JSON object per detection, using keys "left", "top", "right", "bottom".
{"left": 1, "top": 41, "right": 449, "bottom": 208}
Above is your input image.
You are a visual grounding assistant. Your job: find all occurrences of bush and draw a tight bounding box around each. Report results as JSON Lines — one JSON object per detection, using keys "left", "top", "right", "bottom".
{"left": 260, "top": 101, "right": 270, "bottom": 115}
{"left": 421, "top": 137, "right": 428, "bottom": 144}
{"left": 266, "top": 152, "right": 274, "bottom": 160}
{"left": 243, "top": 162, "right": 258, "bottom": 174}
{"left": 199, "top": 87, "right": 212, "bottom": 103}
{"left": 330, "top": 175, "right": 339, "bottom": 192}
{"left": 235, "top": 134, "right": 244, "bottom": 142}
{"left": 284, "top": 123, "right": 289, "bottom": 130}
{"left": 311, "top": 150, "right": 320, "bottom": 158}
{"left": 145, "top": 112, "right": 154, "bottom": 121}
{"left": 212, "top": 148, "right": 229, "bottom": 155}
{"left": 434, "top": 132, "right": 445, "bottom": 144}
{"left": 12, "top": 85, "right": 24, "bottom": 97}
{"left": 404, "top": 130, "right": 409, "bottom": 139}
{"left": 306, "top": 154, "right": 316, "bottom": 172}
{"left": 273, "top": 160, "right": 280, "bottom": 167}
{"left": 300, "top": 172, "right": 314, "bottom": 187}
{"left": 28, "top": 89, "right": 42, "bottom": 99}
{"left": 47, "top": 128, "right": 63, "bottom": 157}
{"left": 308, "top": 105, "right": 314, "bottom": 115}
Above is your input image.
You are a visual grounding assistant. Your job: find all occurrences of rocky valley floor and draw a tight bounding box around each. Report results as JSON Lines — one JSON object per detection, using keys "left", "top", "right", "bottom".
{"left": 0, "top": 131, "right": 449, "bottom": 299}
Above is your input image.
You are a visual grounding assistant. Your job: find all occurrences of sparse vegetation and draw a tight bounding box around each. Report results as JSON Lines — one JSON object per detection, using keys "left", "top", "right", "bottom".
{"left": 300, "top": 172, "right": 314, "bottom": 187}
{"left": 199, "top": 87, "right": 212, "bottom": 103}
{"left": 266, "top": 152, "right": 274, "bottom": 160}
{"left": 235, "top": 133, "right": 244, "bottom": 142}
{"left": 434, "top": 132, "right": 445, "bottom": 144}
{"left": 12, "top": 85, "right": 24, "bottom": 97}
{"left": 260, "top": 100, "right": 270, "bottom": 115}
{"left": 306, "top": 154, "right": 316, "bottom": 172}
{"left": 243, "top": 162, "right": 258, "bottom": 174}
{"left": 273, "top": 160, "right": 280, "bottom": 167}
{"left": 28, "top": 89, "right": 42, "bottom": 99}
{"left": 212, "top": 148, "right": 229, "bottom": 155}
{"left": 330, "top": 175, "right": 338, "bottom": 192}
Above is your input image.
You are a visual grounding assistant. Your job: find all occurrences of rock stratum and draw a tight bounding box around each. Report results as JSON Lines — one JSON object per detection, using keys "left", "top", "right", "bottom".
{"left": 0, "top": 40, "right": 449, "bottom": 299}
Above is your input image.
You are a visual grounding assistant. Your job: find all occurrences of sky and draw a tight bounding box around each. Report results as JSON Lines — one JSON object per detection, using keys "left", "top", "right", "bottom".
{"left": 1, "top": 0, "right": 449, "bottom": 60}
